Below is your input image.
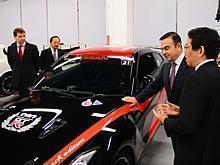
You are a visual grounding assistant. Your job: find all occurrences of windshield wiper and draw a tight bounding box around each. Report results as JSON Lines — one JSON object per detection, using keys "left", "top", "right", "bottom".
{"left": 70, "top": 93, "right": 124, "bottom": 100}
{"left": 68, "top": 89, "right": 93, "bottom": 95}
{"left": 39, "top": 87, "right": 124, "bottom": 99}
{"left": 38, "top": 86, "right": 77, "bottom": 98}
{"left": 92, "top": 93, "right": 124, "bottom": 98}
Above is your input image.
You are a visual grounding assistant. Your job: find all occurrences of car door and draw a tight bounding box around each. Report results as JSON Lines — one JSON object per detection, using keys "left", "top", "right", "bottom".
{"left": 131, "top": 50, "right": 167, "bottom": 143}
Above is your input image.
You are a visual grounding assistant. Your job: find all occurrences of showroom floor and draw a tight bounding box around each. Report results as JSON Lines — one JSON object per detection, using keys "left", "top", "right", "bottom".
{"left": 140, "top": 126, "right": 174, "bottom": 165}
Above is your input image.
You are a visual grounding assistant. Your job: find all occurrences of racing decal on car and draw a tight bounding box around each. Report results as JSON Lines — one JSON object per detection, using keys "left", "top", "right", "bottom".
{"left": 121, "top": 60, "right": 132, "bottom": 66}
{"left": 22, "top": 108, "right": 62, "bottom": 130}
{"left": 47, "top": 138, "right": 86, "bottom": 165}
{"left": 92, "top": 100, "right": 103, "bottom": 106}
{"left": 44, "top": 98, "right": 152, "bottom": 165}
{"left": 81, "top": 56, "right": 108, "bottom": 61}
{"left": 102, "top": 127, "right": 116, "bottom": 132}
{"left": 91, "top": 113, "right": 106, "bottom": 118}
{"left": 1, "top": 112, "right": 42, "bottom": 133}
{"left": 81, "top": 99, "right": 93, "bottom": 107}
{"left": 81, "top": 99, "right": 103, "bottom": 107}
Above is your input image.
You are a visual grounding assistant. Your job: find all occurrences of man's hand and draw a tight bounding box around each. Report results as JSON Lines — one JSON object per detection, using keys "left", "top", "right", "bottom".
{"left": 121, "top": 96, "right": 138, "bottom": 107}
{"left": 153, "top": 107, "right": 168, "bottom": 124}
{"left": 156, "top": 102, "right": 180, "bottom": 116}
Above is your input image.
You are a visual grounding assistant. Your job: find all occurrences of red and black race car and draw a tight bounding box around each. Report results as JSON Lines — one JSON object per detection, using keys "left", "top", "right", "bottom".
{"left": 0, "top": 46, "right": 166, "bottom": 165}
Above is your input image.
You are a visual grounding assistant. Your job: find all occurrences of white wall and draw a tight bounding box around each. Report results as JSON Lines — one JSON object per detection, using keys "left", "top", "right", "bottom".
{"left": 0, "top": 0, "right": 219, "bottom": 49}
{"left": 79, "top": 0, "right": 106, "bottom": 46}
{"left": 134, "top": 0, "right": 176, "bottom": 46}
{"left": 178, "top": 0, "right": 219, "bottom": 44}
{"left": 0, "top": 0, "right": 21, "bottom": 46}
{"left": 106, "top": 0, "right": 133, "bottom": 45}
{"left": 134, "top": 0, "right": 219, "bottom": 46}
{"left": 22, "top": 0, "right": 47, "bottom": 50}
{"left": 0, "top": 0, "right": 106, "bottom": 50}
{"left": 47, "top": 0, "right": 77, "bottom": 47}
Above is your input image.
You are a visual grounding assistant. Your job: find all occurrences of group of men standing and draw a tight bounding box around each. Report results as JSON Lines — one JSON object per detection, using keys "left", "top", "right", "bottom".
{"left": 7, "top": 27, "right": 63, "bottom": 96}
{"left": 123, "top": 27, "right": 220, "bottom": 165}
{"left": 5, "top": 26, "right": 220, "bottom": 164}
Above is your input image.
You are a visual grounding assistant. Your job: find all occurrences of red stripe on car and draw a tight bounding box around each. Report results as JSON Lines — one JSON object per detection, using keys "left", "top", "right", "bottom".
{"left": 44, "top": 99, "right": 152, "bottom": 165}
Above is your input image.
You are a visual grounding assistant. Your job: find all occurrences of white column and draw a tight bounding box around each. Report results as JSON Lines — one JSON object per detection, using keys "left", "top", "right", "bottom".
{"left": 106, "top": 0, "right": 134, "bottom": 46}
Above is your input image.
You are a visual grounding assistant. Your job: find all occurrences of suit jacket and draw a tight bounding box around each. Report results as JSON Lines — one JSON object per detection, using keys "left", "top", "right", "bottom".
{"left": 40, "top": 48, "right": 63, "bottom": 71}
{"left": 164, "top": 61, "right": 220, "bottom": 165}
{"left": 136, "top": 57, "right": 193, "bottom": 105}
{"left": 7, "top": 42, "right": 40, "bottom": 90}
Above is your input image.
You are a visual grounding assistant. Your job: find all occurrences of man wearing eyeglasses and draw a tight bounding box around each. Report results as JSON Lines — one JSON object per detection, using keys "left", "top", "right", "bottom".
{"left": 154, "top": 27, "right": 220, "bottom": 165}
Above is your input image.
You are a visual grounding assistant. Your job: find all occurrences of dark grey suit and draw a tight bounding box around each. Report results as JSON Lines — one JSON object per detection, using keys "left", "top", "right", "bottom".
{"left": 136, "top": 58, "right": 193, "bottom": 105}
{"left": 40, "top": 48, "right": 63, "bottom": 71}
{"left": 7, "top": 42, "right": 40, "bottom": 92}
{"left": 135, "top": 57, "right": 193, "bottom": 151}
{"left": 164, "top": 61, "right": 220, "bottom": 165}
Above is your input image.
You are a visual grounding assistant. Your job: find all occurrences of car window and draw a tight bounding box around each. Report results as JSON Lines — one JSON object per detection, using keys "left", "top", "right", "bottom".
{"left": 35, "top": 57, "right": 133, "bottom": 95}
{"left": 134, "top": 53, "right": 157, "bottom": 94}
{"left": 137, "top": 53, "right": 156, "bottom": 82}
{"left": 153, "top": 52, "right": 163, "bottom": 67}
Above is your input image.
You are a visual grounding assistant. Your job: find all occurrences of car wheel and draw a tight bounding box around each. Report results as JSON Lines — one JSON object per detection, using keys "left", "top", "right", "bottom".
{"left": 0, "top": 71, "right": 14, "bottom": 95}
{"left": 112, "top": 148, "right": 134, "bottom": 165}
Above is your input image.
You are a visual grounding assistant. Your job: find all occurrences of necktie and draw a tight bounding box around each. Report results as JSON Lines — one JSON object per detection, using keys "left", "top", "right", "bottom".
{"left": 53, "top": 49, "right": 57, "bottom": 61}
{"left": 169, "top": 62, "right": 176, "bottom": 90}
{"left": 18, "top": 45, "right": 23, "bottom": 61}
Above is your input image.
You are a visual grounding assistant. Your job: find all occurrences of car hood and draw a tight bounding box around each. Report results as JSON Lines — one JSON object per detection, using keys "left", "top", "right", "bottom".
{"left": 0, "top": 90, "right": 126, "bottom": 164}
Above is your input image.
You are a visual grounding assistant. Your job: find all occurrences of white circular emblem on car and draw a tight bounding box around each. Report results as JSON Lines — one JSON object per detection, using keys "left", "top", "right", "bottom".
{"left": 1, "top": 112, "right": 42, "bottom": 132}
{"left": 81, "top": 99, "right": 93, "bottom": 107}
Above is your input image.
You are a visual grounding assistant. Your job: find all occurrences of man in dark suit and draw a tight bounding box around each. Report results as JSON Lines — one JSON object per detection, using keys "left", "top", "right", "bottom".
{"left": 40, "top": 36, "right": 63, "bottom": 71}
{"left": 217, "top": 52, "right": 220, "bottom": 67}
{"left": 154, "top": 27, "right": 220, "bottom": 165}
{"left": 7, "top": 27, "right": 40, "bottom": 96}
{"left": 122, "top": 32, "right": 193, "bottom": 151}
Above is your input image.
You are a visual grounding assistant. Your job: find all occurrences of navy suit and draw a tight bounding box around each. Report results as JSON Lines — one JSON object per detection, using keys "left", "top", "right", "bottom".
{"left": 40, "top": 48, "right": 63, "bottom": 71}
{"left": 7, "top": 42, "right": 40, "bottom": 92}
{"left": 164, "top": 61, "right": 220, "bottom": 165}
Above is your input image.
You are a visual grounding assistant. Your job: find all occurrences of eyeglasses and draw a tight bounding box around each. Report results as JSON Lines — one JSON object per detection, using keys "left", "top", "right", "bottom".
{"left": 184, "top": 45, "right": 192, "bottom": 49}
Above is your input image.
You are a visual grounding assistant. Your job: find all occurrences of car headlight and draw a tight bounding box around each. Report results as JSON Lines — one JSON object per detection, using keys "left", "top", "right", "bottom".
{"left": 70, "top": 150, "right": 97, "bottom": 165}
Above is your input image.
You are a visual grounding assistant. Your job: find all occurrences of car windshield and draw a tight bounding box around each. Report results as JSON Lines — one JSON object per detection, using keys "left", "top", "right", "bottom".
{"left": 34, "top": 56, "right": 133, "bottom": 96}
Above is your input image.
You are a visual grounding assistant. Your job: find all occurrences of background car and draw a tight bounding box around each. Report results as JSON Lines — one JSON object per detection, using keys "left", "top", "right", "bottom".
{"left": 0, "top": 44, "right": 80, "bottom": 96}
{"left": 0, "top": 44, "right": 13, "bottom": 95}
{"left": 0, "top": 46, "right": 166, "bottom": 165}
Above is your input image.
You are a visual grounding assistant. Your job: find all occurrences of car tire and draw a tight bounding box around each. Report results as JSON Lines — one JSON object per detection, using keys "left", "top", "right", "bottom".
{"left": 0, "top": 71, "right": 14, "bottom": 95}
{"left": 112, "top": 148, "right": 134, "bottom": 165}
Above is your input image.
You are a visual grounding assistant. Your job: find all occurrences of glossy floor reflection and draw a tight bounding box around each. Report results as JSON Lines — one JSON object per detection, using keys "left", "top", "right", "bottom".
{"left": 140, "top": 126, "right": 174, "bottom": 165}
